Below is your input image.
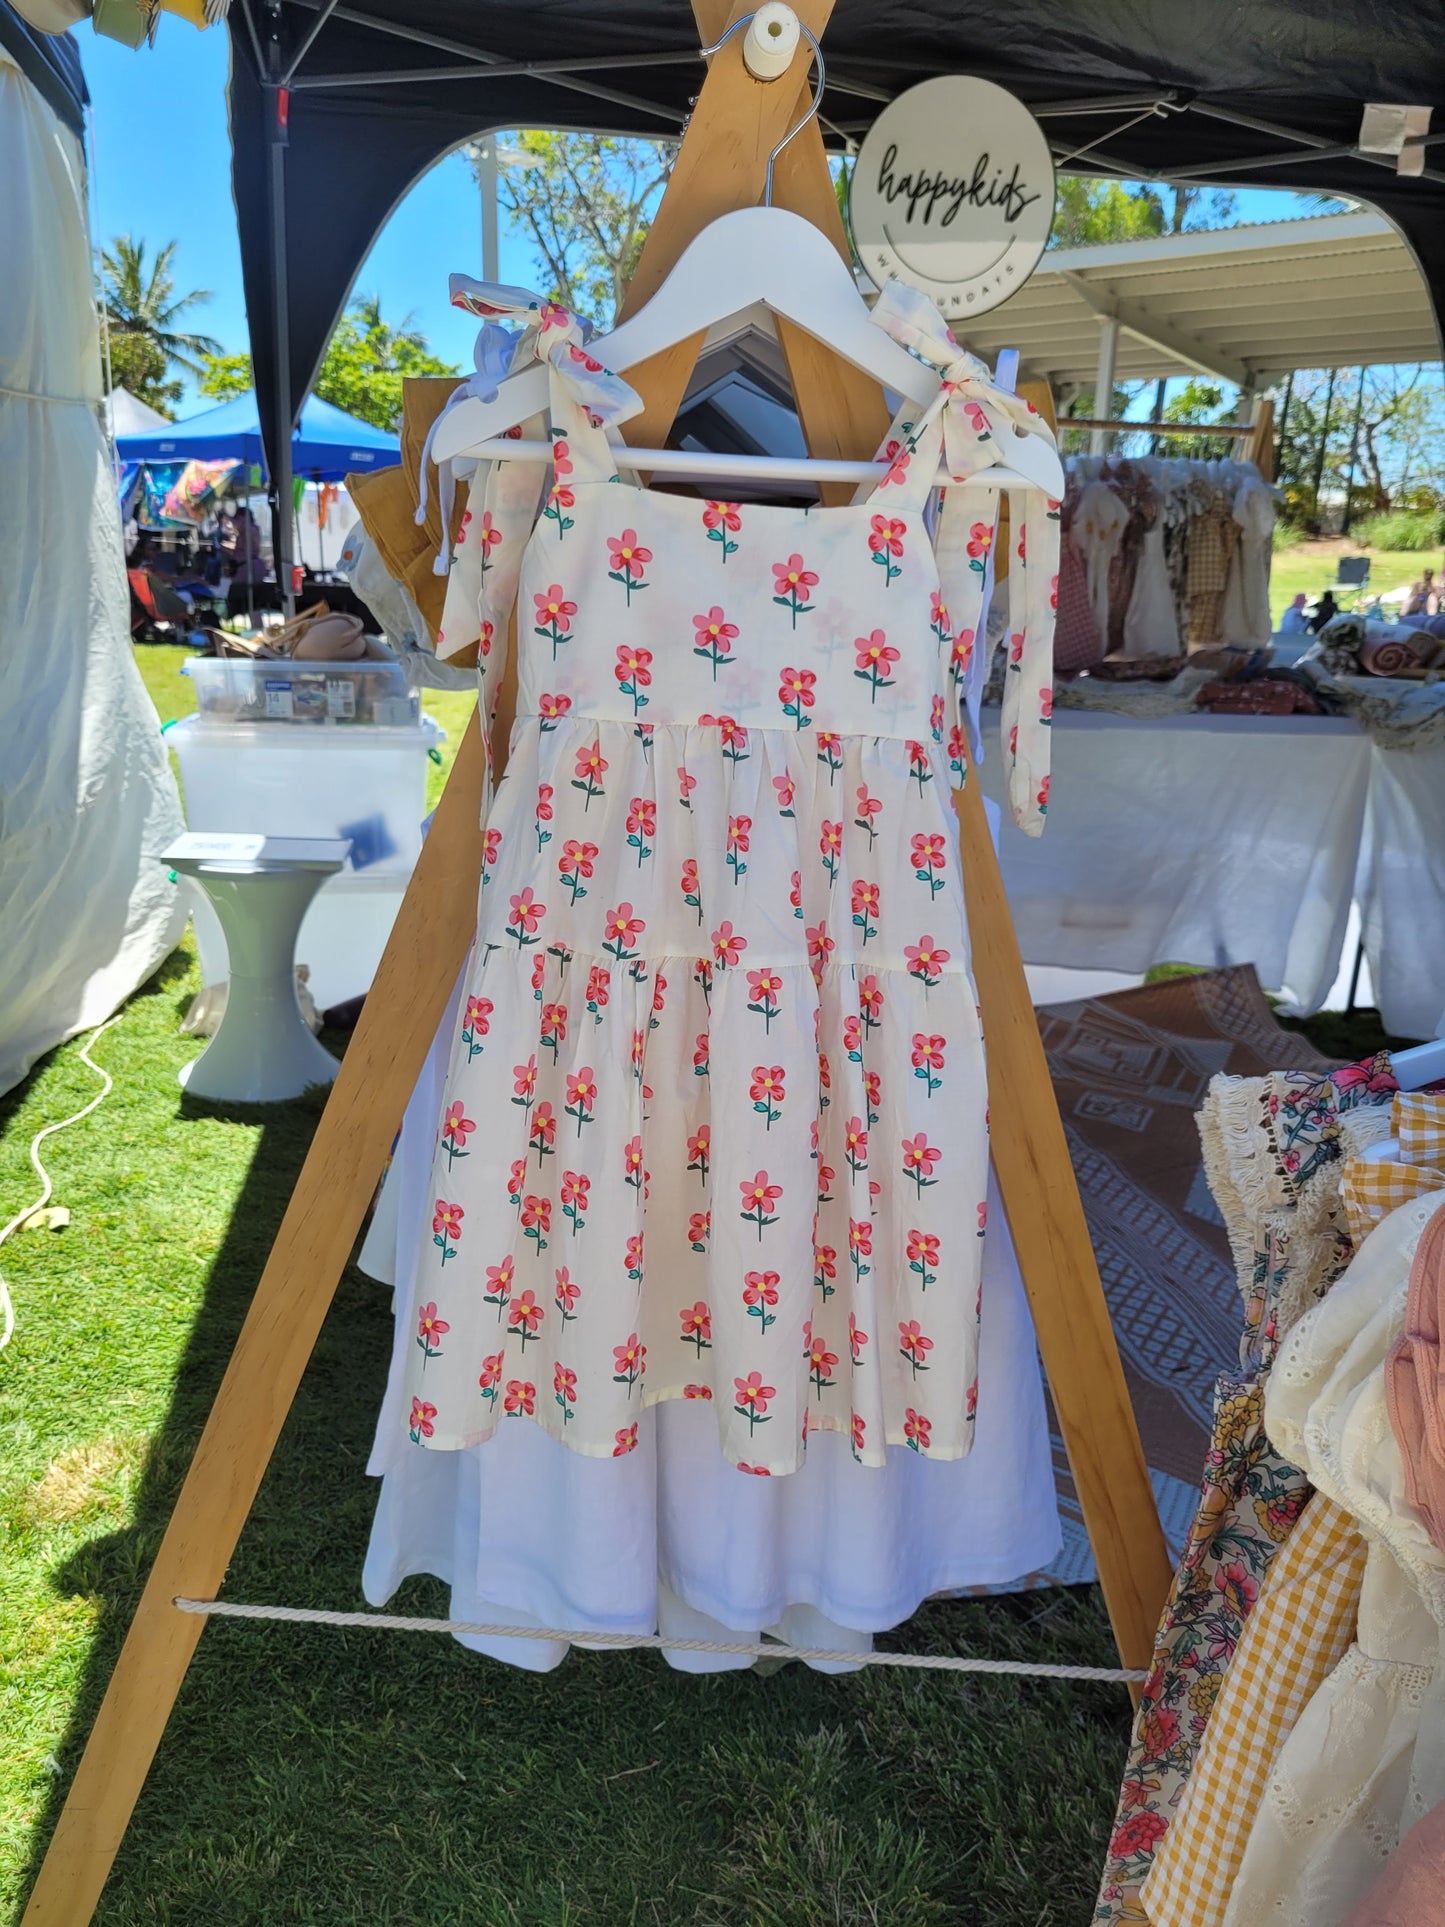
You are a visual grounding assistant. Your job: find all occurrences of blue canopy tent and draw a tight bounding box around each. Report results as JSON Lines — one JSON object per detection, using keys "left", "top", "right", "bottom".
{"left": 115, "top": 389, "right": 398, "bottom": 483}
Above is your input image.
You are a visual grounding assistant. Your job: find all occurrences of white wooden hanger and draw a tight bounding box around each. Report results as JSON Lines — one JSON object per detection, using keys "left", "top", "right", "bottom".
{"left": 430, "top": 205, "right": 1064, "bottom": 497}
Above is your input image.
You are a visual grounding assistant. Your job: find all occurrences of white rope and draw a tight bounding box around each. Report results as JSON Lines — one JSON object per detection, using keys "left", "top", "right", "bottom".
{"left": 0, "top": 1016, "right": 121, "bottom": 1355}
{"left": 174, "top": 1598, "right": 1145, "bottom": 1682}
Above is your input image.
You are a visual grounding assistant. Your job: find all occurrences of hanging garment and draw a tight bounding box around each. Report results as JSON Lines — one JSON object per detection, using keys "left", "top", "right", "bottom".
{"left": 362, "top": 966, "right": 1063, "bottom": 1671}
{"left": 402, "top": 280, "right": 1060, "bottom": 1476}
{"left": 1053, "top": 488, "right": 1103, "bottom": 674}
{"left": 1185, "top": 482, "right": 1240, "bottom": 648}
{"left": 1074, "top": 478, "right": 1127, "bottom": 645}
{"left": 1094, "top": 1053, "right": 1400, "bottom": 1925}
{"left": 1122, "top": 474, "right": 1180, "bottom": 656}
{"left": 1104, "top": 461, "right": 1156, "bottom": 654}
{"left": 1342, "top": 1802, "right": 1445, "bottom": 1927}
{"left": 1218, "top": 1192, "right": 1445, "bottom": 1927}
{"left": 1219, "top": 469, "right": 1276, "bottom": 645}
{"left": 1140, "top": 1492, "right": 1369, "bottom": 1927}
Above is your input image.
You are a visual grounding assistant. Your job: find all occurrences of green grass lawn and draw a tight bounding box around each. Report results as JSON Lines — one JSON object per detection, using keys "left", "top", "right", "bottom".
{"left": 1269, "top": 539, "right": 1434, "bottom": 625}
{"left": 1, "top": 945, "right": 1129, "bottom": 1921}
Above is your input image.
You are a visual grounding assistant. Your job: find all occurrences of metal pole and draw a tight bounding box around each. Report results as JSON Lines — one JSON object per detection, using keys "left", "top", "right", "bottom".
{"left": 1310, "top": 366, "right": 1337, "bottom": 529}
{"left": 1276, "top": 369, "right": 1294, "bottom": 483}
{"left": 266, "top": 70, "right": 295, "bottom": 616}
{"left": 1341, "top": 364, "right": 1367, "bottom": 534}
{"left": 1089, "top": 316, "right": 1119, "bottom": 457}
{"left": 478, "top": 137, "right": 499, "bottom": 281}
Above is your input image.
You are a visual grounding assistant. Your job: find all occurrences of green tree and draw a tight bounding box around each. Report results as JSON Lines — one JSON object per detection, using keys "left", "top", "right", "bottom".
{"left": 1048, "top": 178, "right": 1165, "bottom": 249}
{"left": 101, "top": 236, "right": 220, "bottom": 417}
{"left": 198, "top": 296, "right": 459, "bottom": 432}
{"left": 476, "top": 132, "right": 676, "bottom": 325}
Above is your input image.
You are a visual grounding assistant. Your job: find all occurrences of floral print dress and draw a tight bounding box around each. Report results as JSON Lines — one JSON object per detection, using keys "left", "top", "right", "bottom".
{"left": 402, "top": 279, "right": 1060, "bottom": 1476}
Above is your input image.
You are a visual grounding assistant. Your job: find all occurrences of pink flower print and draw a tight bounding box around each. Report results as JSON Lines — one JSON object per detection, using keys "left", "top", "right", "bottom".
{"left": 816, "top": 729, "right": 842, "bottom": 784}
{"left": 772, "top": 772, "right": 797, "bottom": 820}
{"left": 962, "top": 399, "right": 991, "bottom": 439}
{"left": 1036, "top": 775, "right": 1050, "bottom": 815}
{"left": 533, "top": 782, "right": 554, "bottom": 854}
{"left": 686, "top": 1124, "right": 710, "bottom": 1183}
{"left": 506, "top": 1158, "right": 526, "bottom": 1208}
{"left": 461, "top": 993, "right": 493, "bottom": 1061}
{"left": 806, "top": 921, "right": 834, "bottom": 985}
{"left": 677, "top": 763, "right": 697, "bottom": 809}
{"left": 844, "top": 1012, "right": 862, "bottom": 1059}
{"left": 613, "top": 1422, "right": 639, "bottom": 1456}
{"left": 1008, "top": 631, "right": 1024, "bottom": 667}
{"left": 533, "top": 584, "right": 576, "bottom": 661}
{"left": 899, "top": 1319, "right": 934, "bottom": 1378}
{"left": 506, "top": 887, "right": 545, "bottom": 949}
{"left": 819, "top": 818, "right": 842, "bottom": 888}
{"left": 966, "top": 519, "right": 993, "bottom": 561}
{"left": 693, "top": 1029, "right": 710, "bottom": 1077}
{"left": 750, "top": 1063, "right": 785, "bottom": 1131}
{"left": 808, "top": 1334, "right": 839, "bottom": 1398}
{"left": 613, "top": 1331, "right": 646, "bottom": 1397}
{"left": 711, "top": 920, "right": 747, "bottom": 970}
{"left": 848, "top": 1312, "right": 868, "bottom": 1363}
{"left": 625, "top": 796, "right": 656, "bottom": 868}
{"left": 743, "top": 1268, "right": 780, "bottom": 1331}
{"left": 416, "top": 1299, "right": 449, "bottom": 1364}
{"left": 949, "top": 631, "right": 976, "bottom": 689}
{"left": 558, "top": 1167, "right": 589, "bottom": 1239}
{"left": 441, "top": 1100, "right": 474, "bottom": 1169}
{"left": 614, "top": 642, "right": 653, "bottom": 717}
{"left": 723, "top": 813, "right": 752, "bottom": 890}
{"left": 602, "top": 901, "right": 645, "bottom": 964}
{"left": 739, "top": 1169, "right": 782, "bottom": 1240}
{"left": 702, "top": 498, "right": 741, "bottom": 562}
{"left": 680, "top": 1300, "right": 712, "bottom": 1356}
{"left": 868, "top": 512, "right": 906, "bottom": 587}
{"left": 1215, "top": 1560, "right": 1258, "bottom": 1616}
{"left": 929, "top": 692, "right": 946, "bottom": 745}
{"left": 815, "top": 1241, "right": 837, "bottom": 1299}
{"left": 733, "top": 1369, "right": 776, "bottom": 1435}
{"left": 858, "top": 975, "right": 884, "bottom": 1034}
{"left": 878, "top": 439, "right": 910, "bottom": 489}
{"left": 623, "top": 1134, "right": 645, "bottom": 1192}
{"left": 431, "top": 1201, "right": 463, "bottom": 1266}
{"left": 687, "top": 1209, "right": 710, "bottom": 1253}
{"left": 512, "top": 1053, "right": 538, "bottom": 1107}
{"left": 1040, "top": 686, "right": 1054, "bottom": 722}
{"left": 692, "top": 605, "right": 738, "bottom": 680}
{"left": 564, "top": 1066, "right": 598, "bottom": 1137}
{"left": 585, "top": 964, "right": 609, "bottom": 1024}
{"left": 912, "top": 1030, "right": 946, "bottom": 1099}
{"left": 908, "top": 739, "right": 934, "bottom": 797}
{"left": 906, "top": 1228, "right": 940, "bottom": 1291}
{"left": 520, "top": 1193, "right": 551, "bottom": 1254}
{"left": 843, "top": 1115, "right": 869, "bottom": 1177}
{"left": 482, "top": 827, "right": 502, "bottom": 878}
{"left": 854, "top": 629, "right": 899, "bottom": 702}
{"left": 679, "top": 854, "right": 703, "bottom": 925}
{"left": 904, "top": 1407, "right": 932, "bottom": 1453}
{"left": 853, "top": 784, "right": 881, "bottom": 849}
{"left": 476, "top": 618, "right": 494, "bottom": 659}
{"left": 508, "top": 1288, "right": 544, "bottom": 1349}
{"left": 408, "top": 1396, "right": 436, "bottom": 1443}
{"left": 714, "top": 713, "right": 749, "bottom": 764}
{"left": 624, "top": 1232, "right": 644, "bottom": 1284}
{"left": 745, "top": 966, "right": 782, "bottom": 1034}
{"left": 911, "top": 831, "right": 947, "bottom": 899}
{"left": 477, "top": 507, "right": 503, "bottom": 567}
{"left": 529, "top": 1100, "right": 556, "bottom": 1166}
{"left": 779, "top": 665, "right": 816, "bottom": 729}
{"left": 864, "top": 1068, "right": 881, "bottom": 1126}
{"left": 538, "top": 691, "right": 572, "bottom": 732}
{"left": 684, "top": 1381, "right": 713, "bottom": 1400}
{"left": 966, "top": 1377, "right": 979, "bottom": 1421}
{"left": 929, "top": 588, "right": 952, "bottom": 646}
{"left": 905, "top": 934, "right": 950, "bottom": 990}
{"left": 606, "top": 528, "right": 652, "bottom": 604}
{"left": 554, "top": 1263, "right": 581, "bottom": 1320}
{"left": 850, "top": 1411, "right": 866, "bottom": 1458}
{"left": 976, "top": 1200, "right": 988, "bottom": 1239}
{"left": 553, "top": 1360, "right": 578, "bottom": 1423}
{"left": 571, "top": 738, "right": 608, "bottom": 811}
{"left": 790, "top": 869, "right": 803, "bottom": 919}
{"left": 544, "top": 456, "right": 575, "bottom": 538}
{"left": 847, "top": 1215, "right": 872, "bottom": 1281}
{"left": 901, "top": 1132, "right": 941, "bottom": 1196}
{"left": 771, "top": 552, "right": 818, "bottom": 628}
{"left": 504, "top": 1378, "right": 536, "bottom": 1418}
{"left": 558, "top": 837, "right": 599, "bottom": 906}
{"left": 850, "top": 877, "right": 881, "bottom": 945}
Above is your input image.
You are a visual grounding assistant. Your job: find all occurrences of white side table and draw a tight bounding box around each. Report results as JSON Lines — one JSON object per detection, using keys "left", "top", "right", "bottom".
{"left": 165, "top": 834, "right": 351, "bottom": 1103}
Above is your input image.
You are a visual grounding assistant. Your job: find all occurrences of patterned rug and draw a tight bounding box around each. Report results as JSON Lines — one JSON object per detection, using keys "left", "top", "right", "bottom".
{"left": 1032, "top": 966, "right": 1329, "bottom": 1586}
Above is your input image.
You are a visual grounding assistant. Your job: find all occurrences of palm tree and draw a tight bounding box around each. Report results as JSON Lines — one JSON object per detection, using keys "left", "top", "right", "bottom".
{"left": 100, "top": 236, "right": 221, "bottom": 382}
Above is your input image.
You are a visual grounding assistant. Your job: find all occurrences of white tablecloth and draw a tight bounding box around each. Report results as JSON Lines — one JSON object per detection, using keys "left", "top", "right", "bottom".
{"left": 978, "top": 710, "right": 1371, "bottom": 1016}
{"left": 1359, "top": 738, "right": 1445, "bottom": 1040}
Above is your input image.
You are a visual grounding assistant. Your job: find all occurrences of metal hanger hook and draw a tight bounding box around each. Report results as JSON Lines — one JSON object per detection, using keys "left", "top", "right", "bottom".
{"left": 696, "top": 10, "right": 827, "bottom": 207}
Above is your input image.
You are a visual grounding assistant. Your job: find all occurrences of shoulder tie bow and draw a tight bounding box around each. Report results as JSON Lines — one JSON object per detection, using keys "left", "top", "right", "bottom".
{"left": 448, "top": 276, "right": 643, "bottom": 434}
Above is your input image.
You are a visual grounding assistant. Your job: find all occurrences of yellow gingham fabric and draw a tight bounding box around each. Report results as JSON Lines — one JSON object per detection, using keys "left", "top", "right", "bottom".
{"left": 1140, "top": 1492, "right": 1368, "bottom": 1927}
{"left": 1341, "top": 1094, "right": 1445, "bottom": 1246}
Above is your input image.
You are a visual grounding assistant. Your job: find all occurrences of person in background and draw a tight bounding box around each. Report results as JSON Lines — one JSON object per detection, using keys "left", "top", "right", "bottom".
{"left": 1403, "top": 566, "right": 1439, "bottom": 617}
{"left": 1308, "top": 590, "right": 1339, "bottom": 634}
{"left": 1278, "top": 593, "right": 1310, "bottom": 635}
{"left": 221, "top": 503, "right": 266, "bottom": 586}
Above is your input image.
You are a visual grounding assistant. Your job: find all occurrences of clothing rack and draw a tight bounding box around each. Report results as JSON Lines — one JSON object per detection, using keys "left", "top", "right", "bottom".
{"left": 21, "top": 7, "right": 1173, "bottom": 1920}
{"left": 1063, "top": 397, "right": 1277, "bottom": 480}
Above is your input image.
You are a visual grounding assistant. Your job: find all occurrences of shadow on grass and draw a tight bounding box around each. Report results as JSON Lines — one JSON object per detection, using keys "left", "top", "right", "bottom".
{"left": 17, "top": 988, "right": 1128, "bottom": 1927}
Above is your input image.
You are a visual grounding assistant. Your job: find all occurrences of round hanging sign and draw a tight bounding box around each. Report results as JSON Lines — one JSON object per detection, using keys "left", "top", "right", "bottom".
{"left": 848, "top": 76, "right": 1055, "bottom": 320}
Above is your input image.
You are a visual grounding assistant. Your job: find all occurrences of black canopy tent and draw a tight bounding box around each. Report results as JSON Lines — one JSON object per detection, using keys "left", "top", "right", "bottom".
{"left": 227, "top": 0, "right": 1445, "bottom": 590}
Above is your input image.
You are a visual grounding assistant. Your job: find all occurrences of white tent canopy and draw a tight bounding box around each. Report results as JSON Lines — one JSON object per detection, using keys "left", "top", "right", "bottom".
{"left": 104, "top": 385, "right": 169, "bottom": 438}
{"left": 0, "top": 47, "right": 184, "bottom": 1096}
{"left": 955, "top": 211, "right": 1440, "bottom": 390}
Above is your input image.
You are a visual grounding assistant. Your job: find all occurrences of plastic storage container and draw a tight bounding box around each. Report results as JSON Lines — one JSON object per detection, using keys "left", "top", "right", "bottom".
{"left": 181, "top": 655, "right": 419, "bottom": 727}
{"left": 167, "top": 713, "right": 442, "bottom": 878}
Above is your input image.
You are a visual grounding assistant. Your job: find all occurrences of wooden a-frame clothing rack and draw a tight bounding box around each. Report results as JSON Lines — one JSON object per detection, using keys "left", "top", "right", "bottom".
{"left": 23, "top": 8, "right": 1172, "bottom": 1918}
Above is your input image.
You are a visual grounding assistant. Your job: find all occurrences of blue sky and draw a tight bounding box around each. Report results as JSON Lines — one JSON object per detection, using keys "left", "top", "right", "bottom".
{"left": 83, "top": 20, "right": 1338, "bottom": 412}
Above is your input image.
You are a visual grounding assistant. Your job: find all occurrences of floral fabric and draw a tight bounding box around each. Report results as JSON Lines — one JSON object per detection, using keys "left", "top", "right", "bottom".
{"left": 401, "top": 281, "right": 1060, "bottom": 1475}
{"left": 1095, "top": 1053, "right": 1401, "bottom": 1923}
